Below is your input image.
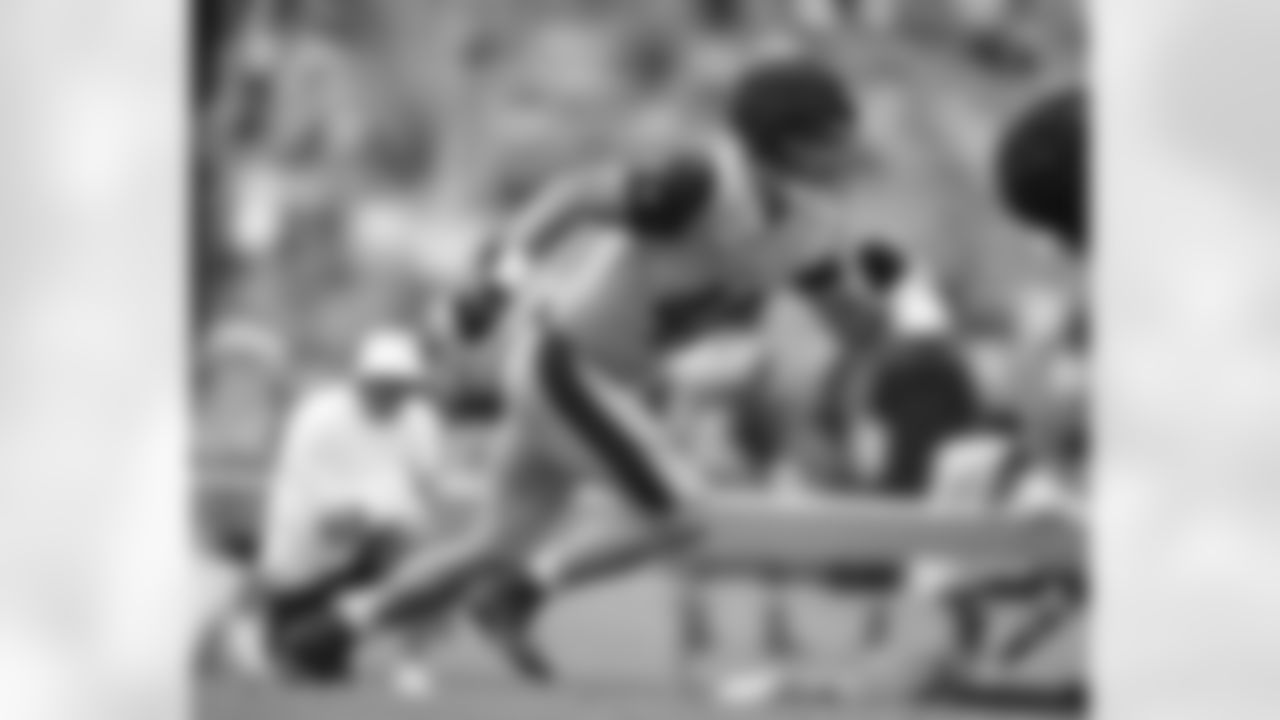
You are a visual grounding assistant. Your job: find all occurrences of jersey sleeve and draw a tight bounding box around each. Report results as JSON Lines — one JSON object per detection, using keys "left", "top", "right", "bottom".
{"left": 490, "top": 164, "right": 626, "bottom": 285}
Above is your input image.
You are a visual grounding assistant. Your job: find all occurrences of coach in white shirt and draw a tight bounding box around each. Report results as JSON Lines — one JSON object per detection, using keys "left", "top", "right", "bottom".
{"left": 255, "top": 327, "right": 452, "bottom": 682}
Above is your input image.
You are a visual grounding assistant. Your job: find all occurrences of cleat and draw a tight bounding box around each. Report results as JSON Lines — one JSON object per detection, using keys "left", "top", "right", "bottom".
{"left": 271, "top": 603, "right": 360, "bottom": 683}
{"left": 471, "top": 573, "right": 557, "bottom": 683}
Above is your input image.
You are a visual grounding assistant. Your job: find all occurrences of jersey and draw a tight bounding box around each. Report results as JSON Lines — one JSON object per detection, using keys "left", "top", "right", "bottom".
{"left": 533, "top": 133, "right": 853, "bottom": 387}
{"left": 258, "top": 383, "right": 453, "bottom": 586}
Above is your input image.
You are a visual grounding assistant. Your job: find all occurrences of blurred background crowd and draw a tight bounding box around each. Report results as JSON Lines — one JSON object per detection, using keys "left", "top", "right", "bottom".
{"left": 193, "top": 0, "right": 1086, "bottom": 702}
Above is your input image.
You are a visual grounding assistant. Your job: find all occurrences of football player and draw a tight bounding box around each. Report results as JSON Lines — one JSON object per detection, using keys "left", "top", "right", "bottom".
{"left": 280, "top": 56, "right": 895, "bottom": 680}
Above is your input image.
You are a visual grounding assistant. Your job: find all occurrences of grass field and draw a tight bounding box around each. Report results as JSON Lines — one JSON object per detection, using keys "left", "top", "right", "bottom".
{"left": 199, "top": 570, "right": 1084, "bottom": 720}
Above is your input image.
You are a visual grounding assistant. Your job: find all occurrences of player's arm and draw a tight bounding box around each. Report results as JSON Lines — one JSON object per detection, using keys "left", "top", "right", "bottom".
{"left": 484, "top": 165, "right": 623, "bottom": 286}
{"left": 663, "top": 333, "right": 768, "bottom": 406}
{"left": 446, "top": 169, "right": 622, "bottom": 345}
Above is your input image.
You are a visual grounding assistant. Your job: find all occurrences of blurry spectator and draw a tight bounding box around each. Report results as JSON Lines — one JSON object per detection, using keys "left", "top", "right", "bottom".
{"left": 870, "top": 339, "right": 978, "bottom": 495}
{"left": 205, "top": 2, "right": 285, "bottom": 159}
{"left": 698, "top": 241, "right": 973, "bottom": 695}
{"left": 197, "top": 320, "right": 292, "bottom": 566}
{"left": 270, "top": 192, "right": 351, "bottom": 288}
{"left": 462, "top": 26, "right": 509, "bottom": 75}
{"left": 299, "top": 0, "right": 387, "bottom": 51}
{"left": 794, "top": 0, "right": 861, "bottom": 33}
{"left": 198, "top": 319, "right": 290, "bottom": 407}
{"left": 620, "top": 29, "right": 686, "bottom": 96}
{"left": 826, "top": 243, "right": 978, "bottom": 662}
{"left": 272, "top": 40, "right": 362, "bottom": 174}
{"left": 251, "top": 328, "right": 456, "bottom": 682}
{"left": 856, "top": 241, "right": 973, "bottom": 497}
{"left": 193, "top": 0, "right": 264, "bottom": 110}
{"left": 859, "top": 0, "right": 903, "bottom": 33}
{"left": 695, "top": 0, "right": 751, "bottom": 34}
{"left": 888, "top": 276, "right": 1085, "bottom": 696}
{"left": 194, "top": 145, "right": 236, "bottom": 337}
{"left": 895, "top": 0, "right": 966, "bottom": 47}
{"left": 664, "top": 333, "right": 804, "bottom": 687}
{"left": 916, "top": 412, "right": 1084, "bottom": 681}
{"left": 358, "top": 96, "right": 437, "bottom": 194}
{"left": 955, "top": 0, "right": 1041, "bottom": 76}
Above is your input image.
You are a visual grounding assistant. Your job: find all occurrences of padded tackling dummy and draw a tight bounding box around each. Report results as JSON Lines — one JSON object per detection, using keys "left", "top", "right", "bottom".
{"left": 690, "top": 492, "right": 1082, "bottom": 572}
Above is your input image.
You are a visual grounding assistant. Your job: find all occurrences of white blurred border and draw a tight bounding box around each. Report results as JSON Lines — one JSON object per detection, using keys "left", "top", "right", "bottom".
{"left": 0, "top": 0, "right": 184, "bottom": 718}
{"left": 1099, "top": 0, "right": 1280, "bottom": 718}
{"left": 0, "top": 0, "right": 1277, "bottom": 719}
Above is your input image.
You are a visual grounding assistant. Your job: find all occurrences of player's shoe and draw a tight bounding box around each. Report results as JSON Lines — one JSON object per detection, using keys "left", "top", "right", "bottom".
{"left": 471, "top": 571, "right": 557, "bottom": 683}
{"left": 268, "top": 598, "right": 361, "bottom": 683}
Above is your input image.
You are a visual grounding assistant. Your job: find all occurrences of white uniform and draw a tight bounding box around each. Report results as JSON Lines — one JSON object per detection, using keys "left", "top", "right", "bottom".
{"left": 258, "top": 383, "right": 452, "bottom": 587}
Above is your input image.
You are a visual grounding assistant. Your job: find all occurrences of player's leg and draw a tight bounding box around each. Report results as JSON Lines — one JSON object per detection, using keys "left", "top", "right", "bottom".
{"left": 514, "top": 335, "right": 703, "bottom": 596}
{"left": 358, "top": 439, "right": 574, "bottom": 626}
{"left": 366, "top": 434, "right": 575, "bottom": 682}
{"left": 528, "top": 508, "right": 700, "bottom": 592}
{"left": 360, "top": 521, "right": 465, "bottom": 697}
{"left": 469, "top": 357, "right": 713, "bottom": 683}
{"left": 270, "top": 455, "right": 572, "bottom": 681}
{"left": 468, "top": 336, "right": 704, "bottom": 675}
{"left": 470, "top": 503, "right": 696, "bottom": 684}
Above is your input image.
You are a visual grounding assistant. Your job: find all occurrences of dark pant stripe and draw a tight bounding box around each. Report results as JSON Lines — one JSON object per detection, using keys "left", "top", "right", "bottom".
{"left": 537, "top": 335, "right": 678, "bottom": 517}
